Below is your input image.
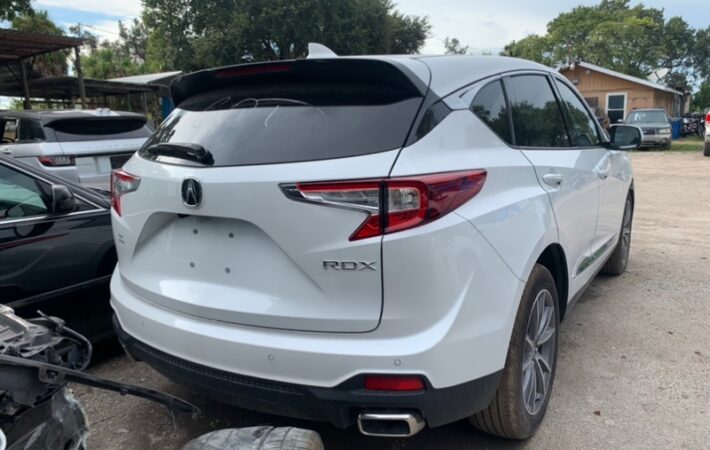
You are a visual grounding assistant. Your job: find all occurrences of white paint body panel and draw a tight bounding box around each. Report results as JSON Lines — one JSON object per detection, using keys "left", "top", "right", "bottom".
{"left": 110, "top": 57, "right": 633, "bottom": 390}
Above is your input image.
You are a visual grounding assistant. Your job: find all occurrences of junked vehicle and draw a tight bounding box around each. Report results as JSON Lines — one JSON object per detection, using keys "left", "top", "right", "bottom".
{"left": 624, "top": 108, "right": 672, "bottom": 150}
{"left": 0, "top": 109, "right": 152, "bottom": 190}
{"left": 0, "top": 154, "right": 115, "bottom": 341}
{"left": 110, "top": 48, "right": 641, "bottom": 439}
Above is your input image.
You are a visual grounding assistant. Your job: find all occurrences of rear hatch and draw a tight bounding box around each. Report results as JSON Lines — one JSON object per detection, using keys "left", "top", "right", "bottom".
{"left": 46, "top": 116, "right": 152, "bottom": 185}
{"left": 115, "top": 58, "right": 429, "bottom": 332}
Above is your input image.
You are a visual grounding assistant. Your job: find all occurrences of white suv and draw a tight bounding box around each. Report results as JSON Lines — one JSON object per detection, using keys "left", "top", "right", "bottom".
{"left": 110, "top": 54, "right": 641, "bottom": 439}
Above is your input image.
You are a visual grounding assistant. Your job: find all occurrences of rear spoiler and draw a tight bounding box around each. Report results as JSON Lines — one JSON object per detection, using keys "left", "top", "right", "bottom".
{"left": 169, "top": 58, "right": 429, "bottom": 108}
{"left": 43, "top": 116, "right": 147, "bottom": 128}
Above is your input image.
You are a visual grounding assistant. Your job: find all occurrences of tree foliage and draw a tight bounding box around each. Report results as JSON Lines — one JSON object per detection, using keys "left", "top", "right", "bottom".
{"left": 502, "top": 0, "right": 708, "bottom": 89}
{"left": 443, "top": 37, "right": 469, "bottom": 55}
{"left": 81, "top": 19, "right": 152, "bottom": 79}
{"left": 0, "top": 0, "right": 31, "bottom": 21}
{"left": 142, "top": 0, "right": 430, "bottom": 71}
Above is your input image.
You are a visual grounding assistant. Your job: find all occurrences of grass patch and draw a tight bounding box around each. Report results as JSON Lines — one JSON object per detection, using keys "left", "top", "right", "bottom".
{"left": 670, "top": 137, "right": 704, "bottom": 152}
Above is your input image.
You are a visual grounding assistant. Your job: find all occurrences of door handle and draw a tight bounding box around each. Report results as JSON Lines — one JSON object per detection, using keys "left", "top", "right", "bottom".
{"left": 542, "top": 173, "right": 564, "bottom": 187}
{"left": 0, "top": 148, "right": 10, "bottom": 155}
{"left": 596, "top": 168, "right": 610, "bottom": 179}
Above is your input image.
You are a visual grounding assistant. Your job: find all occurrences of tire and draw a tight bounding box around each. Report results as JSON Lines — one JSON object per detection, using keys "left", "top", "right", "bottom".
{"left": 704, "top": 142, "right": 710, "bottom": 157}
{"left": 662, "top": 142, "right": 671, "bottom": 151}
{"left": 601, "top": 192, "right": 633, "bottom": 276}
{"left": 470, "top": 264, "right": 559, "bottom": 439}
{"left": 181, "top": 427, "right": 324, "bottom": 450}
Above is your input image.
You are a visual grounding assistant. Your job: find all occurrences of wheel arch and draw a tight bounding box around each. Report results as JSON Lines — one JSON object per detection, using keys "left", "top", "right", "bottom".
{"left": 535, "top": 243, "right": 569, "bottom": 320}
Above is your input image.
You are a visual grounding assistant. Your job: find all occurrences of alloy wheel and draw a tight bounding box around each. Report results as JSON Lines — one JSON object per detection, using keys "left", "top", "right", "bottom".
{"left": 522, "top": 289, "right": 556, "bottom": 416}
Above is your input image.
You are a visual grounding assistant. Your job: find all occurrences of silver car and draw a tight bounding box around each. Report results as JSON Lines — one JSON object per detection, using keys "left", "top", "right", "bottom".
{"left": 0, "top": 109, "right": 152, "bottom": 189}
{"left": 624, "top": 108, "right": 672, "bottom": 150}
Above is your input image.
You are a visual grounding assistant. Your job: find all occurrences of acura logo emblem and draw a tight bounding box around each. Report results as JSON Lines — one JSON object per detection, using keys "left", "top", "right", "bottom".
{"left": 181, "top": 178, "right": 202, "bottom": 207}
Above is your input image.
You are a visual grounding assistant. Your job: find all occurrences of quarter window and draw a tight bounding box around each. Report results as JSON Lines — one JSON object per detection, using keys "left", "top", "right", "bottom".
{"left": 0, "top": 164, "right": 50, "bottom": 220}
{"left": 1, "top": 118, "right": 18, "bottom": 143}
{"left": 504, "top": 75, "right": 569, "bottom": 147}
{"left": 554, "top": 80, "right": 600, "bottom": 147}
{"left": 470, "top": 81, "right": 512, "bottom": 145}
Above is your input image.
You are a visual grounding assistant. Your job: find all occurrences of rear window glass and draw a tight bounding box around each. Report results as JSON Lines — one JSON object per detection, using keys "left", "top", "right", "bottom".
{"left": 47, "top": 118, "right": 152, "bottom": 142}
{"left": 140, "top": 82, "right": 423, "bottom": 166}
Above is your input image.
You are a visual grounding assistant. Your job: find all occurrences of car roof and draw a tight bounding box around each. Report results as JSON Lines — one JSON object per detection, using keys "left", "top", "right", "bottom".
{"left": 1, "top": 109, "right": 146, "bottom": 125}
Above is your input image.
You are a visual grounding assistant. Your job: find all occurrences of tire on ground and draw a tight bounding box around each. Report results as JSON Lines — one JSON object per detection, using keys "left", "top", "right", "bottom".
{"left": 182, "top": 427, "right": 324, "bottom": 450}
{"left": 601, "top": 192, "right": 633, "bottom": 276}
{"left": 469, "top": 264, "right": 559, "bottom": 440}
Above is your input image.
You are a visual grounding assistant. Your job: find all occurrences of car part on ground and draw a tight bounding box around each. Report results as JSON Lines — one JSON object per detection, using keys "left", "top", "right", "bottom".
{"left": 0, "top": 155, "right": 116, "bottom": 342}
{"left": 182, "top": 427, "right": 324, "bottom": 450}
{"left": 0, "top": 305, "right": 198, "bottom": 450}
{"left": 111, "top": 46, "right": 636, "bottom": 439}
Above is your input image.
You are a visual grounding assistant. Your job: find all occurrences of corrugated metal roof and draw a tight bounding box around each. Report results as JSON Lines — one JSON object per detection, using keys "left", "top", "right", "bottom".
{"left": 0, "top": 28, "right": 84, "bottom": 61}
{"left": 559, "top": 61, "right": 683, "bottom": 96}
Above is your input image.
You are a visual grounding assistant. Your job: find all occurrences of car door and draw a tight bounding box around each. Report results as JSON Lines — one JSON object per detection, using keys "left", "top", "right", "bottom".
{"left": 503, "top": 73, "right": 605, "bottom": 296}
{"left": 552, "top": 77, "right": 628, "bottom": 255}
{"left": 0, "top": 161, "right": 111, "bottom": 305}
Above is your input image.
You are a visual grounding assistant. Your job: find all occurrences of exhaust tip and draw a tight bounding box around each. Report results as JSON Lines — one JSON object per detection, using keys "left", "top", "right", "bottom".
{"left": 357, "top": 411, "right": 425, "bottom": 437}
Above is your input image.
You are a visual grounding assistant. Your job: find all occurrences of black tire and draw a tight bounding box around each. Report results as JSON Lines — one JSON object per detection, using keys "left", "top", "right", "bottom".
{"left": 601, "top": 192, "right": 633, "bottom": 276}
{"left": 704, "top": 142, "right": 710, "bottom": 157}
{"left": 662, "top": 142, "right": 671, "bottom": 151}
{"left": 470, "top": 264, "right": 559, "bottom": 439}
{"left": 182, "top": 427, "right": 324, "bottom": 450}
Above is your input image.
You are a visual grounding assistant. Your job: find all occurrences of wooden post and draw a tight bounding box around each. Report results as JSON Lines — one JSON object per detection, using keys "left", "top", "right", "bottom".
{"left": 19, "top": 58, "right": 31, "bottom": 110}
{"left": 74, "top": 46, "right": 87, "bottom": 109}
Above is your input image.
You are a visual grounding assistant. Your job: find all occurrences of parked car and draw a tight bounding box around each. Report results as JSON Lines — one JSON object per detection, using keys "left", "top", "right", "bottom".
{"left": 0, "top": 154, "right": 115, "bottom": 341}
{"left": 704, "top": 111, "right": 710, "bottom": 157}
{"left": 624, "top": 108, "right": 672, "bottom": 149}
{"left": 110, "top": 53, "right": 641, "bottom": 439}
{"left": 0, "top": 109, "right": 153, "bottom": 190}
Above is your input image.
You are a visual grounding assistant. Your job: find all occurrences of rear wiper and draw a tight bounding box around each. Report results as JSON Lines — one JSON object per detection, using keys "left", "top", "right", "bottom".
{"left": 143, "top": 142, "right": 214, "bottom": 166}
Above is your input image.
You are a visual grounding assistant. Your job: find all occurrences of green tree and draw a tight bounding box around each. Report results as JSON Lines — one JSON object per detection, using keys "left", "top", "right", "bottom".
{"left": 80, "top": 19, "right": 152, "bottom": 79}
{"left": 11, "top": 11, "right": 67, "bottom": 77}
{"left": 443, "top": 37, "right": 469, "bottom": 55}
{"left": 692, "top": 82, "right": 710, "bottom": 112}
{"left": 142, "top": 0, "right": 430, "bottom": 72}
{"left": 0, "top": 0, "right": 31, "bottom": 21}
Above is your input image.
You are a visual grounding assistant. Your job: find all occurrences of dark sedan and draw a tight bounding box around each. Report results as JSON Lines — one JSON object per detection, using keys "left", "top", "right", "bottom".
{"left": 0, "top": 154, "right": 115, "bottom": 341}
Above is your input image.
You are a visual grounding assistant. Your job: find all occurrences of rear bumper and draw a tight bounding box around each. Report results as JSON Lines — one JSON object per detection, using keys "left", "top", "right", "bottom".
{"left": 114, "top": 315, "right": 500, "bottom": 428}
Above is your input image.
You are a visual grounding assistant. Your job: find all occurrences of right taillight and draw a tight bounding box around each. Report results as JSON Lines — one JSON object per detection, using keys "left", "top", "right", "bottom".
{"left": 110, "top": 169, "right": 140, "bottom": 216}
{"left": 37, "top": 155, "right": 75, "bottom": 167}
{"left": 283, "top": 170, "right": 487, "bottom": 240}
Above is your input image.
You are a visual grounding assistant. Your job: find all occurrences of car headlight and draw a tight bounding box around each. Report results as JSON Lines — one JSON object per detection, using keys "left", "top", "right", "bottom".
{"left": 658, "top": 127, "right": 671, "bottom": 134}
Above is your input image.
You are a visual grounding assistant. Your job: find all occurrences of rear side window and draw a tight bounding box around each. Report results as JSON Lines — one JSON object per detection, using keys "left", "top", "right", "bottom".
{"left": 470, "top": 81, "right": 512, "bottom": 144}
{"left": 504, "top": 75, "right": 569, "bottom": 148}
{"left": 47, "top": 118, "right": 152, "bottom": 142}
{"left": 554, "top": 80, "right": 600, "bottom": 146}
{"left": 18, "top": 119, "right": 45, "bottom": 142}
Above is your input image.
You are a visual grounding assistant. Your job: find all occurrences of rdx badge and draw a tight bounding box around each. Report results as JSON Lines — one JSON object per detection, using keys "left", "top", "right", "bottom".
{"left": 323, "top": 260, "right": 377, "bottom": 271}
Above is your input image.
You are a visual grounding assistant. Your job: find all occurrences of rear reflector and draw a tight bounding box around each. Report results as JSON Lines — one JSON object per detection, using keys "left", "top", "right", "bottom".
{"left": 37, "top": 155, "right": 75, "bottom": 167}
{"left": 283, "top": 170, "right": 486, "bottom": 240}
{"left": 110, "top": 169, "right": 140, "bottom": 216}
{"left": 364, "top": 376, "right": 425, "bottom": 392}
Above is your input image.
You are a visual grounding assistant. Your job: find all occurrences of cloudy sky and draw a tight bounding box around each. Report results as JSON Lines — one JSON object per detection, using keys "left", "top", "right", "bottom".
{"left": 30, "top": 0, "right": 710, "bottom": 55}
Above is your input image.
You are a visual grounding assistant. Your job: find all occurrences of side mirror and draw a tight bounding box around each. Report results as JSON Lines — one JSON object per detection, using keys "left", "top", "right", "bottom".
{"left": 616, "top": 119, "right": 624, "bottom": 124}
{"left": 608, "top": 125, "right": 642, "bottom": 150}
{"left": 51, "top": 184, "right": 76, "bottom": 213}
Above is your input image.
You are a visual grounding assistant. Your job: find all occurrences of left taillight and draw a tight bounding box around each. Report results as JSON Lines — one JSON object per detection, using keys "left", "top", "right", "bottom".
{"left": 111, "top": 169, "right": 140, "bottom": 217}
{"left": 37, "top": 155, "right": 75, "bottom": 167}
{"left": 282, "top": 170, "right": 487, "bottom": 240}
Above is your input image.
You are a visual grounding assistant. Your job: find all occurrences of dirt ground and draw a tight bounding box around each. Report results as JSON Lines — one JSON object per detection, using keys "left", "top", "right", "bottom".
{"left": 75, "top": 151, "right": 710, "bottom": 450}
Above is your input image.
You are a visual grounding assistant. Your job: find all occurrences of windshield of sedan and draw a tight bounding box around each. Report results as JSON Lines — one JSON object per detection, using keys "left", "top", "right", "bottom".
{"left": 626, "top": 111, "right": 668, "bottom": 124}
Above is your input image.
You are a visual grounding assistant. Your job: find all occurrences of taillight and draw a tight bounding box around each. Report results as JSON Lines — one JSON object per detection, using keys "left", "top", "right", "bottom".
{"left": 364, "top": 375, "right": 425, "bottom": 392}
{"left": 37, "top": 155, "right": 75, "bottom": 167}
{"left": 706, "top": 112, "right": 710, "bottom": 125}
{"left": 283, "top": 170, "right": 486, "bottom": 240}
{"left": 110, "top": 169, "right": 140, "bottom": 216}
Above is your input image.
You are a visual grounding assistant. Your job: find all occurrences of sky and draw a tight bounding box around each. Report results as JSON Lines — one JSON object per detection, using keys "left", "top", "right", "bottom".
{"left": 29, "top": 0, "right": 710, "bottom": 56}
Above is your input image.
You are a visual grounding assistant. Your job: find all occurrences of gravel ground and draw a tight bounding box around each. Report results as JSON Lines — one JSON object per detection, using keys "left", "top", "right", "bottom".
{"left": 75, "top": 151, "right": 710, "bottom": 450}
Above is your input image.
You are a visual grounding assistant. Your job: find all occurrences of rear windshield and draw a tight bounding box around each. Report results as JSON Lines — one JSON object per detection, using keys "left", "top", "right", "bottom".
{"left": 140, "top": 67, "right": 424, "bottom": 166}
{"left": 625, "top": 111, "right": 668, "bottom": 124}
{"left": 47, "top": 118, "right": 152, "bottom": 142}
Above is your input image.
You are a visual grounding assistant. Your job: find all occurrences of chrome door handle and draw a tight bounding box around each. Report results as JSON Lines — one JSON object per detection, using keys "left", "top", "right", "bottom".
{"left": 542, "top": 173, "right": 564, "bottom": 187}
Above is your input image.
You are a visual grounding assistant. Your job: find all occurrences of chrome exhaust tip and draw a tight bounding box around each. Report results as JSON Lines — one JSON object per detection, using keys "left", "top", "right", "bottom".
{"left": 357, "top": 411, "right": 425, "bottom": 437}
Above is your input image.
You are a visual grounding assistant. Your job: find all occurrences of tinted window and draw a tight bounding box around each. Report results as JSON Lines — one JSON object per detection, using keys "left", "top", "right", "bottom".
{"left": 47, "top": 118, "right": 152, "bottom": 142}
{"left": 18, "top": 119, "right": 45, "bottom": 142}
{"left": 0, "top": 164, "right": 50, "bottom": 220}
{"left": 505, "top": 75, "right": 569, "bottom": 147}
{"left": 141, "top": 82, "right": 422, "bottom": 166}
{"left": 554, "top": 80, "right": 600, "bottom": 146}
{"left": 471, "top": 81, "right": 512, "bottom": 144}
